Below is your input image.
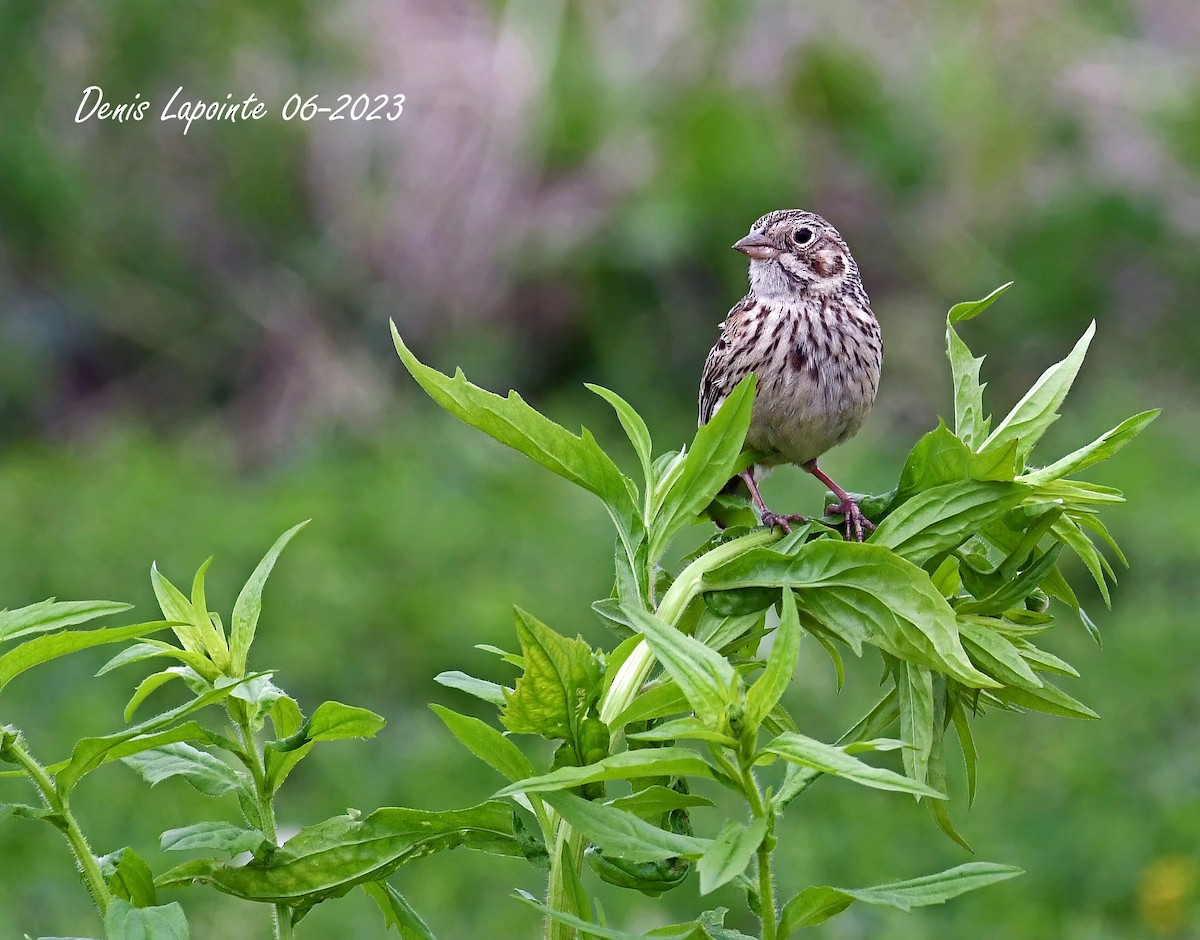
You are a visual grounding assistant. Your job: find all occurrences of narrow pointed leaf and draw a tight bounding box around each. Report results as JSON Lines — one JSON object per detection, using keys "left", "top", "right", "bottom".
{"left": 430, "top": 705, "right": 535, "bottom": 784}
{"left": 744, "top": 589, "right": 801, "bottom": 732}
{"left": 496, "top": 747, "right": 713, "bottom": 797}
{"left": 619, "top": 604, "right": 739, "bottom": 727}
{"left": 0, "top": 599, "right": 130, "bottom": 645}
{"left": 540, "top": 791, "right": 708, "bottom": 863}
{"left": 981, "top": 321, "right": 1095, "bottom": 462}
{"left": 362, "top": 880, "right": 438, "bottom": 940}
{"left": 1021, "top": 410, "right": 1159, "bottom": 484}
{"left": 760, "top": 732, "right": 944, "bottom": 799}
{"left": 230, "top": 522, "right": 308, "bottom": 676}
{"left": 0, "top": 621, "right": 175, "bottom": 690}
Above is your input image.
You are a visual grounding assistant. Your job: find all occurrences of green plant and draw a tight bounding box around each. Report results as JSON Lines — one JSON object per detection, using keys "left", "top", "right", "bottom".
{"left": 0, "top": 286, "right": 1156, "bottom": 938}
{"left": 390, "top": 283, "right": 1155, "bottom": 939}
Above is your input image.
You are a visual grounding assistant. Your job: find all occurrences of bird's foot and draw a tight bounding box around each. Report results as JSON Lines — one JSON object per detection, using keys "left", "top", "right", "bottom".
{"left": 760, "top": 510, "right": 808, "bottom": 535}
{"left": 825, "top": 497, "right": 875, "bottom": 542}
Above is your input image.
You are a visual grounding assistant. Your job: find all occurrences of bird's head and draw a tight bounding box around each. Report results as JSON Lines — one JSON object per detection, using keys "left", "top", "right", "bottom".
{"left": 734, "top": 209, "right": 858, "bottom": 300}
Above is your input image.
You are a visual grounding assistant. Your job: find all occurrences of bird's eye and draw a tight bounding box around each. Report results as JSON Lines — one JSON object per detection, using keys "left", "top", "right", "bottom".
{"left": 791, "top": 226, "right": 814, "bottom": 247}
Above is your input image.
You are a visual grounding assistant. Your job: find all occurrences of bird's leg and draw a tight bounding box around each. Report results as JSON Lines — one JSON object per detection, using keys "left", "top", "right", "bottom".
{"left": 803, "top": 460, "right": 875, "bottom": 542}
{"left": 740, "top": 469, "right": 806, "bottom": 535}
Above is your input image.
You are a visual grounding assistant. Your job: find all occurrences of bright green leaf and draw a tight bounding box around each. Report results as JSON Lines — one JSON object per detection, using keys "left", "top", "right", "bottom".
{"left": 501, "top": 609, "right": 601, "bottom": 741}
{"left": 230, "top": 522, "right": 308, "bottom": 677}
{"left": 759, "top": 732, "right": 944, "bottom": 800}
{"left": 496, "top": 747, "right": 713, "bottom": 798}
{"left": 744, "top": 589, "right": 801, "bottom": 733}
{"left": 362, "top": 880, "right": 438, "bottom": 940}
{"left": 540, "top": 791, "right": 708, "bottom": 863}
{"left": 697, "top": 817, "right": 767, "bottom": 895}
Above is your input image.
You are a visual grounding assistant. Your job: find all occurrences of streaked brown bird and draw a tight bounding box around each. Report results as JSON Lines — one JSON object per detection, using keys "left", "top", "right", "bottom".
{"left": 699, "top": 209, "right": 882, "bottom": 540}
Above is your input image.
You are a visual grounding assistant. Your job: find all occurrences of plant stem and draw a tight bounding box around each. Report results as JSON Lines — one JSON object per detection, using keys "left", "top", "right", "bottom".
{"left": 738, "top": 760, "right": 777, "bottom": 940}
{"left": 1, "top": 728, "right": 112, "bottom": 917}
{"left": 544, "top": 822, "right": 586, "bottom": 940}
{"left": 234, "top": 707, "right": 294, "bottom": 940}
{"left": 599, "top": 528, "right": 778, "bottom": 729}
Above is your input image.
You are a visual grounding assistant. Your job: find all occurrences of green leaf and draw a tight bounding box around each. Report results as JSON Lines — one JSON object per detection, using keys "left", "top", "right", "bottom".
{"left": 778, "top": 863, "right": 1021, "bottom": 934}
{"left": 945, "top": 283, "right": 1011, "bottom": 447}
{"left": 1021, "top": 410, "right": 1159, "bottom": 484}
{"left": 430, "top": 705, "right": 535, "bottom": 785}
{"left": 896, "top": 423, "right": 1018, "bottom": 500}
{"left": 55, "top": 722, "right": 217, "bottom": 796}
{"left": 870, "top": 481, "right": 1030, "bottom": 565}
{"left": 156, "top": 802, "right": 520, "bottom": 905}
{"left": 230, "top": 522, "right": 308, "bottom": 677}
{"left": 501, "top": 609, "right": 601, "bottom": 741}
{"left": 619, "top": 605, "right": 740, "bottom": 728}
{"left": 0, "top": 599, "right": 131, "bottom": 645}
{"left": 392, "top": 325, "right": 638, "bottom": 534}
{"left": 512, "top": 893, "right": 699, "bottom": 940}
{"left": 189, "top": 556, "right": 227, "bottom": 666}
{"left": 96, "top": 641, "right": 216, "bottom": 682}
{"left": 980, "top": 321, "right": 1095, "bottom": 463}
{"left": 650, "top": 375, "right": 756, "bottom": 560}
{"left": 759, "top": 732, "right": 944, "bottom": 799}
{"left": 705, "top": 542, "right": 998, "bottom": 689}
{"left": 161, "top": 821, "right": 267, "bottom": 856}
{"left": 540, "top": 791, "right": 708, "bottom": 863}
{"left": 497, "top": 747, "right": 713, "bottom": 797}
{"left": 697, "top": 817, "right": 767, "bottom": 895}
{"left": 587, "top": 384, "right": 654, "bottom": 498}
{"left": 895, "top": 662, "right": 934, "bottom": 791}
{"left": 362, "top": 881, "right": 437, "bottom": 940}
{"left": 107, "top": 848, "right": 158, "bottom": 908}
{"left": 0, "top": 621, "right": 174, "bottom": 691}
{"left": 150, "top": 563, "right": 206, "bottom": 658}
{"left": 610, "top": 786, "right": 716, "bottom": 817}
{"left": 301, "top": 701, "right": 387, "bottom": 743}
{"left": 122, "top": 744, "right": 243, "bottom": 797}
{"left": 950, "top": 704, "right": 978, "bottom": 806}
{"left": 1052, "top": 517, "right": 1112, "bottom": 608}
{"left": 958, "top": 622, "right": 1043, "bottom": 690}
{"left": 743, "top": 590, "right": 801, "bottom": 733}
{"left": 609, "top": 680, "right": 690, "bottom": 730}
{"left": 103, "top": 899, "right": 189, "bottom": 940}
{"left": 434, "top": 671, "right": 507, "bottom": 707}
{"left": 990, "top": 681, "right": 1098, "bottom": 720}
{"left": 625, "top": 717, "right": 735, "bottom": 746}
{"left": 124, "top": 669, "right": 185, "bottom": 723}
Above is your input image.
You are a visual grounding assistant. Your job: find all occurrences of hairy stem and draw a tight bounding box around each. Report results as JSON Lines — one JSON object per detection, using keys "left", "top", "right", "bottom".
{"left": 739, "top": 760, "right": 777, "bottom": 940}
{"left": 1, "top": 728, "right": 112, "bottom": 917}
{"left": 233, "top": 707, "right": 294, "bottom": 940}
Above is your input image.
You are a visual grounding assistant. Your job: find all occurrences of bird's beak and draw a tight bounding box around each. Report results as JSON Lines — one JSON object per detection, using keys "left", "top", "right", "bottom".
{"left": 732, "top": 232, "right": 779, "bottom": 261}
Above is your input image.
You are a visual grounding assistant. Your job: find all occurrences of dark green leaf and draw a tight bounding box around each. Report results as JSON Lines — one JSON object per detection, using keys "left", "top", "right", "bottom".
{"left": 945, "top": 284, "right": 1012, "bottom": 447}
{"left": 610, "top": 786, "right": 716, "bottom": 817}
{"left": 625, "top": 717, "right": 735, "bottom": 746}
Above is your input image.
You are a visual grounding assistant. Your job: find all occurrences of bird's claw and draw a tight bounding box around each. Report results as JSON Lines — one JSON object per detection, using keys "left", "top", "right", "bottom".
{"left": 760, "top": 511, "right": 808, "bottom": 535}
{"left": 825, "top": 499, "right": 875, "bottom": 542}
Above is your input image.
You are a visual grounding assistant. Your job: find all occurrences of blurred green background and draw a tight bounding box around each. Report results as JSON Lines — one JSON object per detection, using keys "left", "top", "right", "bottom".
{"left": 2, "top": 1, "right": 1198, "bottom": 936}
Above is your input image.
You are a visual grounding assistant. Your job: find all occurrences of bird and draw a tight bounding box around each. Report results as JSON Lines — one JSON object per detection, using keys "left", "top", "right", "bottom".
{"left": 699, "top": 209, "right": 882, "bottom": 541}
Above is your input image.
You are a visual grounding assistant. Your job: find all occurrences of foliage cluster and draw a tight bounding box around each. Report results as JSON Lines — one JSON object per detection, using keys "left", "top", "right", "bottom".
{"left": 0, "top": 288, "right": 1154, "bottom": 938}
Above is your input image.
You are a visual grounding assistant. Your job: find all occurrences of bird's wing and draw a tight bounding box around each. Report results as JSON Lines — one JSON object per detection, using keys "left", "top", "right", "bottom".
{"left": 699, "top": 295, "right": 755, "bottom": 425}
